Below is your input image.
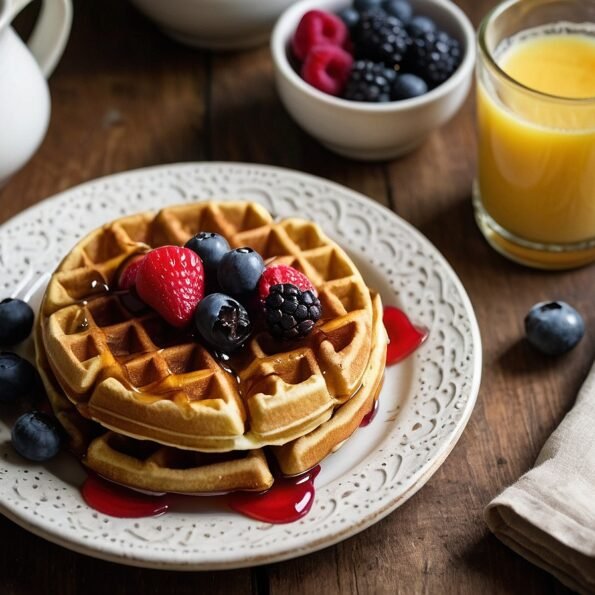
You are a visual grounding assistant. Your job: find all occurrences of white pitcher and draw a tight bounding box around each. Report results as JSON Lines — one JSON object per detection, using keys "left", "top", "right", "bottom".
{"left": 0, "top": 0, "right": 72, "bottom": 185}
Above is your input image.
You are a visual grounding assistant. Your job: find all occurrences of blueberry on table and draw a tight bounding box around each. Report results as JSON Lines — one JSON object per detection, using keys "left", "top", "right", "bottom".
{"left": 383, "top": 0, "right": 412, "bottom": 23}
{"left": 185, "top": 232, "right": 230, "bottom": 273}
{"left": 217, "top": 247, "right": 265, "bottom": 295}
{"left": 0, "top": 353, "right": 38, "bottom": 403}
{"left": 392, "top": 73, "right": 428, "bottom": 99}
{"left": 195, "top": 293, "right": 252, "bottom": 352}
{"left": 0, "top": 298, "right": 34, "bottom": 346}
{"left": 524, "top": 301, "right": 584, "bottom": 356}
{"left": 12, "top": 411, "right": 61, "bottom": 462}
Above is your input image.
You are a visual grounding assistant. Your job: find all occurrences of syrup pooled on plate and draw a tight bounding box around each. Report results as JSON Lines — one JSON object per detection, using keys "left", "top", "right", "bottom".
{"left": 383, "top": 306, "right": 428, "bottom": 365}
{"left": 81, "top": 474, "right": 170, "bottom": 518}
{"left": 229, "top": 465, "right": 320, "bottom": 524}
{"left": 359, "top": 398, "right": 379, "bottom": 427}
{"left": 81, "top": 466, "right": 321, "bottom": 524}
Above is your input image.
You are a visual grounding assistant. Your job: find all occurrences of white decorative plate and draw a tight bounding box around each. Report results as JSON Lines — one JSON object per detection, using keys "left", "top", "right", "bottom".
{"left": 0, "top": 163, "right": 481, "bottom": 570}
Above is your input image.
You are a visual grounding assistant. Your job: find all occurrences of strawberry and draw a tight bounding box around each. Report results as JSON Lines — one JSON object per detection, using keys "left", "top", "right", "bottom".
{"left": 117, "top": 254, "right": 146, "bottom": 290}
{"left": 292, "top": 10, "right": 350, "bottom": 62}
{"left": 258, "top": 265, "right": 316, "bottom": 302}
{"left": 136, "top": 246, "right": 205, "bottom": 328}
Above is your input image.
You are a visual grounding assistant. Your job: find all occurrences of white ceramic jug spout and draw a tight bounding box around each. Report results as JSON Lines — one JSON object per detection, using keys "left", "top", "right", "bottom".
{"left": 0, "top": 0, "right": 72, "bottom": 186}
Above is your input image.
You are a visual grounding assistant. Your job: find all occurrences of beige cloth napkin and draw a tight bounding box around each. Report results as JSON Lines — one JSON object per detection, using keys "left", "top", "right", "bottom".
{"left": 485, "top": 363, "right": 595, "bottom": 595}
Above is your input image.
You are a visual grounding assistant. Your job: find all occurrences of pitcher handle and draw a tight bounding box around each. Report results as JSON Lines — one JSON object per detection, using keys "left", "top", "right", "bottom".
{"left": 9, "top": 0, "right": 73, "bottom": 78}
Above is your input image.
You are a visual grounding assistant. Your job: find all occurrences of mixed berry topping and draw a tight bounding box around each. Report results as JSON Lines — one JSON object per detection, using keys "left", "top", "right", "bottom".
{"left": 264, "top": 284, "right": 322, "bottom": 340}
{"left": 258, "top": 265, "right": 317, "bottom": 302}
{"left": 185, "top": 231, "right": 230, "bottom": 273}
{"left": 136, "top": 246, "right": 205, "bottom": 328}
{"left": 117, "top": 254, "right": 146, "bottom": 290}
{"left": 292, "top": 1, "right": 462, "bottom": 102}
{"left": 195, "top": 293, "right": 252, "bottom": 352}
{"left": 217, "top": 247, "right": 265, "bottom": 295}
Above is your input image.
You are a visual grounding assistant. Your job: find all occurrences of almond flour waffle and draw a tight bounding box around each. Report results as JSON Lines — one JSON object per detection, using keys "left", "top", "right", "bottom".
{"left": 35, "top": 292, "right": 385, "bottom": 493}
{"left": 38, "top": 202, "right": 380, "bottom": 453}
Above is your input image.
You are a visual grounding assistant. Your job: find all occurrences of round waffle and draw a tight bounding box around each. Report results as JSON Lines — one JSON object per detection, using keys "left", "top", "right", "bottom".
{"left": 35, "top": 291, "right": 385, "bottom": 494}
{"left": 38, "top": 202, "right": 382, "bottom": 453}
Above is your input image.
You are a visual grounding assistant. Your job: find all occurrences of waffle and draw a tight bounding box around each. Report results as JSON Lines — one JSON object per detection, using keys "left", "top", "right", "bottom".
{"left": 35, "top": 292, "right": 385, "bottom": 493}
{"left": 38, "top": 202, "right": 379, "bottom": 453}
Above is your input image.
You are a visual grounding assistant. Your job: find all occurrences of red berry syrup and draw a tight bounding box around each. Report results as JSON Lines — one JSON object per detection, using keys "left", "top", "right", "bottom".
{"left": 383, "top": 306, "right": 428, "bottom": 365}
{"left": 228, "top": 466, "right": 321, "bottom": 524}
{"left": 360, "top": 398, "right": 379, "bottom": 427}
{"left": 81, "top": 474, "right": 170, "bottom": 518}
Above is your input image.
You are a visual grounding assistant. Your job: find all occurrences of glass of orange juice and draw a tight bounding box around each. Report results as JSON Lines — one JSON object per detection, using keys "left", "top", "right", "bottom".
{"left": 474, "top": 0, "right": 595, "bottom": 269}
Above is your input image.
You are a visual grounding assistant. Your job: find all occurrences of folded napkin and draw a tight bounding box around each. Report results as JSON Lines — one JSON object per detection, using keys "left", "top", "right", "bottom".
{"left": 485, "top": 363, "right": 595, "bottom": 595}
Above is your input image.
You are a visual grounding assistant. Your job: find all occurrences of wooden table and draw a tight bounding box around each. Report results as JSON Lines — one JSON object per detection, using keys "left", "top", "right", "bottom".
{"left": 0, "top": 1, "right": 586, "bottom": 593}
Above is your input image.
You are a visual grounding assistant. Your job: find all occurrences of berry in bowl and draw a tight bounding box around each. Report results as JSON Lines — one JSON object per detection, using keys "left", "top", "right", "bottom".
{"left": 271, "top": 0, "right": 475, "bottom": 160}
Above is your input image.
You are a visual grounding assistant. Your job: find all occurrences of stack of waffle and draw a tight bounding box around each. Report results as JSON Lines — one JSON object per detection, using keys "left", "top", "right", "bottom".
{"left": 36, "top": 201, "right": 387, "bottom": 494}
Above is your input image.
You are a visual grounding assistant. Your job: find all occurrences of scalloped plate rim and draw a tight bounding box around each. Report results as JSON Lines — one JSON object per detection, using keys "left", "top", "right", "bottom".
{"left": 0, "top": 162, "right": 482, "bottom": 570}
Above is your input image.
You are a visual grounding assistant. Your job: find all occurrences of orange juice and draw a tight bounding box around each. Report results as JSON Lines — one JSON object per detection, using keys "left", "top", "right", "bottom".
{"left": 477, "top": 30, "right": 595, "bottom": 256}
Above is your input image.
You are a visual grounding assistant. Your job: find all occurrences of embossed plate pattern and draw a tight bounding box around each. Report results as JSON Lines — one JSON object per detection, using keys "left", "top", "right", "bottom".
{"left": 0, "top": 163, "right": 481, "bottom": 569}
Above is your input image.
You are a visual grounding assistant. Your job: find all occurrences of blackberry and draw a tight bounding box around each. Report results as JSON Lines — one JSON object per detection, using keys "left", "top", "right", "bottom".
{"left": 264, "top": 284, "right": 322, "bottom": 340}
{"left": 354, "top": 8, "right": 411, "bottom": 69}
{"left": 406, "top": 30, "right": 462, "bottom": 88}
{"left": 344, "top": 60, "right": 396, "bottom": 102}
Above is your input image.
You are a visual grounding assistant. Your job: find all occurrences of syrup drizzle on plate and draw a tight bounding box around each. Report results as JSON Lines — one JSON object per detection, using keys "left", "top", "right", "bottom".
{"left": 383, "top": 306, "right": 428, "bottom": 366}
{"left": 229, "top": 466, "right": 320, "bottom": 524}
{"left": 79, "top": 307, "right": 426, "bottom": 522}
{"left": 81, "top": 474, "right": 170, "bottom": 518}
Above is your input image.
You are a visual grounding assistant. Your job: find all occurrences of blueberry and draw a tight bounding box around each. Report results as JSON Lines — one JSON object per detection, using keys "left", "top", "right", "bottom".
{"left": 525, "top": 301, "right": 584, "bottom": 356}
{"left": 407, "top": 15, "right": 436, "bottom": 36}
{"left": 195, "top": 293, "right": 252, "bottom": 352}
{"left": 12, "top": 411, "right": 61, "bottom": 461}
{"left": 353, "top": 0, "right": 384, "bottom": 12}
{"left": 383, "top": 0, "right": 412, "bottom": 23}
{"left": 392, "top": 73, "right": 428, "bottom": 99}
{"left": 217, "top": 247, "right": 264, "bottom": 295}
{"left": 0, "top": 299, "right": 34, "bottom": 346}
{"left": 338, "top": 7, "right": 360, "bottom": 28}
{"left": 184, "top": 232, "right": 230, "bottom": 273}
{"left": 0, "top": 353, "right": 38, "bottom": 404}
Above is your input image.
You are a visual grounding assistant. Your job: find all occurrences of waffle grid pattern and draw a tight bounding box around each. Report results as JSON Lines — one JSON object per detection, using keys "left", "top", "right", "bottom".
{"left": 40, "top": 202, "right": 375, "bottom": 452}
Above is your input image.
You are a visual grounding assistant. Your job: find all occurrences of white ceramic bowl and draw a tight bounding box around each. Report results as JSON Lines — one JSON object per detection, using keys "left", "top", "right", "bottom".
{"left": 130, "top": 0, "right": 298, "bottom": 50}
{"left": 271, "top": 0, "right": 476, "bottom": 160}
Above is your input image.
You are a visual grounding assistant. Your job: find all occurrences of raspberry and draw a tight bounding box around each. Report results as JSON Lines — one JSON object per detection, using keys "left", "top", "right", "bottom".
{"left": 258, "top": 265, "right": 316, "bottom": 303}
{"left": 136, "top": 246, "right": 205, "bottom": 328}
{"left": 117, "top": 254, "right": 146, "bottom": 290}
{"left": 292, "top": 10, "right": 350, "bottom": 62}
{"left": 354, "top": 8, "right": 411, "bottom": 69}
{"left": 301, "top": 45, "right": 353, "bottom": 96}
{"left": 343, "top": 60, "right": 396, "bottom": 102}
{"left": 406, "top": 30, "right": 462, "bottom": 88}
{"left": 264, "top": 284, "right": 322, "bottom": 340}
